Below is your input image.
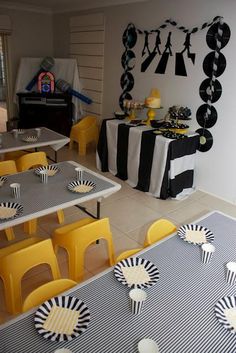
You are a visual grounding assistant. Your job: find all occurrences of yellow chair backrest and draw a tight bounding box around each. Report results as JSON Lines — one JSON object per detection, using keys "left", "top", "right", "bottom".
{"left": 16, "top": 151, "right": 48, "bottom": 172}
{"left": 116, "top": 248, "right": 143, "bottom": 263}
{"left": 144, "top": 219, "right": 177, "bottom": 247}
{"left": 22, "top": 279, "right": 77, "bottom": 312}
{"left": 0, "top": 160, "right": 17, "bottom": 176}
{"left": 0, "top": 238, "right": 61, "bottom": 314}
{"left": 77, "top": 116, "right": 97, "bottom": 130}
{"left": 53, "top": 217, "right": 115, "bottom": 282}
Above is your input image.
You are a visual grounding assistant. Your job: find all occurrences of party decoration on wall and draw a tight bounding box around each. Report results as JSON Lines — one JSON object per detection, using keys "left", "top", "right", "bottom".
{"left": 120, "top": 16, "right": 225, "bottom": 112}
{"left": 155, "top": 32, "right": 172, "bottom": 74}
{"left": 196, "top": 18, "right": 231, "bottom": 152}
{"left": 38, "top": 72, "right": 55, "bottom": 93}
{"left": 120, "top": 23, "right": 137, "bottom": 110}
{"left": 175, "top": 33, "right": 196, "bottom": 76}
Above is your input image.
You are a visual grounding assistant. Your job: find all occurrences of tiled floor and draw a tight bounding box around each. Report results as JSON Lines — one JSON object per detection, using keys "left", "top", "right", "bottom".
{"left": 1, "top": 143, "right": 236, "bottom": 324}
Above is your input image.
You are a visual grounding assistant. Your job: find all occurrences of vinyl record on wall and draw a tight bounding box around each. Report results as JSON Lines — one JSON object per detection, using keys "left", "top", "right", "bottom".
{"left": 203, "top": 52, "right": 226, "bottom": 77}
{"left": 121, "top": 50, "right": 136, "bottom": 70}
{"left": 122, "top": 24, "right": 137, "bottom": 49}
{"left": 199, "top": 78, "right": 222, "bottom": 103}
{"left": 196, "top": 104, "right": 218, "bottom": 128}
{"left": 119, "top": 92, "right": 132, "bottom": 110}
{"left": 120, "top": 72, "right": 134, "bottom": 92}
{"left": 206, "top": 22, "right": 231, "bottom": 50}
{"left": 196, "top": 128, "right": 213, "bottom": 152}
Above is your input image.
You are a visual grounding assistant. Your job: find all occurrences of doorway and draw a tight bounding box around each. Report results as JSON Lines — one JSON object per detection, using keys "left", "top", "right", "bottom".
{"left": 0, "top": 35, "right": 7, "bottom": 132}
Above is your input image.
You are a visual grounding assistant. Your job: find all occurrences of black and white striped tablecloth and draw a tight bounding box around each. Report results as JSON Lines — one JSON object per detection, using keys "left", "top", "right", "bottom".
{"left": 96, "top": 119, "right": 199, "bottom": 199}
{"left": 1, "top": 211, "right": 236, "bottom": 352}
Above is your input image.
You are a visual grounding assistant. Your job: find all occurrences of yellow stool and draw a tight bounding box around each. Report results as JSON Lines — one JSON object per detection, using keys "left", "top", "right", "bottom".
{"left": 116, "top": 248, "right": 143, "bottom": 263}
{"left": 69, "top": 116, "right": 99, "bottom": 156}
{"left": 144, "top": 218, "right": 177, "bottom": 247}
{"left": 53, "top": 217, "right": 115, "bottom": 282}
{"left": 22, "top": 279, "right": 77, "bottom": 312}
{"left": 0, "top": 160, "right": 18, "bottom": 241}
{"left": 0, "top": 238, "right": 61, "bottom": 314}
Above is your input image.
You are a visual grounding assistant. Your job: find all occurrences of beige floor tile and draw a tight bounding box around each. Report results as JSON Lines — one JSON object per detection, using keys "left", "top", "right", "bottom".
{"left": 166, "top": 200, "right": 210, "bottom": 224}
{"left": 100, "top": 197, "right": 160, "bottom": 233}
{"left": 198, "top": 193, "right": 236, "bottom": 218}
{"left": 113, "top": 236, "right": 141, "bottom": 258}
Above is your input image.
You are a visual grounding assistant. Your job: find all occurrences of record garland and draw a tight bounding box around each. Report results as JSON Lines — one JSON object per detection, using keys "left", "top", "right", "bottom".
{"left": 196, "top": 19, "right": 231, "bottom": 152}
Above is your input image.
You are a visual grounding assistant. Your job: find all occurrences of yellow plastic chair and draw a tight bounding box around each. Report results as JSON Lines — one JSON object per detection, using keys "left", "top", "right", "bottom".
{"left": 0, "top": 238, "right": 61, "bottom": 314}
{"left": 22, "top": 279, "right": 77, "bottom": 312}
{"left": 15, "top": 151, "right": 64, "bottom": 234}
{"left": 69, "top": 116, "right": 99, "bottom": 156}
{"left": 16, "top": 151, "right": 48, "bottom": 172}
{"left": 4, "top": 150, "right": 28, "bottom": 161}
{"left": 0, "top": 160, "right": 18, "bottom": 241}
{"left": 116, "top": 248, "right": 143, "bottom": 263}
{"left": 144, "top": 218, "right": 177, "bottom": 247}
{"left": 52, "top": 217, "right": 115, "bottom": 282}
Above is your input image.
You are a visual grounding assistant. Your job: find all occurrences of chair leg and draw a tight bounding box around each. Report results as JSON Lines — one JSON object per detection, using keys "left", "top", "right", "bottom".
{"left": 57, "top": 210, "right": 64, "bottom": 224}
{"left": 3, "top": 276, "right": 22, "bottom": 314}
{"left": 79, "top": 142, "right": 86, "bottom": 156}
{"left": 24, "top": 219, "right": 37, "bottom": 235}
{"left": 69, "top": 139, "right": 74, "bottom": 150}
{"left": 68, "top": 247, "right": 84, "bottom": 282}
{"left": 5, "top": 228, "right": 15, "bottom": 241}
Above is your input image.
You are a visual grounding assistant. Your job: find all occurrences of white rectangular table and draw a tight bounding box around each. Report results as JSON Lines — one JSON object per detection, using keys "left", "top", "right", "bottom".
{"left": 1, "top": 211, "right": 236, "bottom": 352}
{"left": 0, "top": 161, "right": 121, "bottom": 230}
{"left": 0, "top": 127, "right": 70, "bottom": 162}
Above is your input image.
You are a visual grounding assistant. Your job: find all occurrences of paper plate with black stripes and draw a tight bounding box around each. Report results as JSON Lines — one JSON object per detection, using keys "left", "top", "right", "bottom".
{"left": 0, "top": 176, "right": 7, "bottom": 187}
{"left": 67, "top": 180, "right": 96, "bottom": 194}
{"left": 177, "top": 224, "right": 214, "bottom": 245}
{"left": 215, "top": 296, "right": 236, "bottom": 333}
{"left": 22, "top": 135, "right": 38, "bottom": 143}
{"left": 35, "top": 165, "right": 60, "bottom": 177}
{"left": 114, "top": 257, "right": 160, "bottom": 289}
{"left": 34, "top": 296, "right": 90, "bottom": 342}
{"left": 0, "top": 202, "right": 23, "bottom": 221}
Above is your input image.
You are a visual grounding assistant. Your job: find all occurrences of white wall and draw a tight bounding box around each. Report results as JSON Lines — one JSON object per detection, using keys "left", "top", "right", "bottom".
{"left": 52, "top": 1, "right": 236, "bottom": 203}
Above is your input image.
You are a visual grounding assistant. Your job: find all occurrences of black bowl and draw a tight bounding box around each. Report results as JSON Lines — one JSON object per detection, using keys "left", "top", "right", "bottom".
{"left": 114, "top": 111, "right": 127, "bottom": 120}
{"left": 150, "top": 120, "right": 165, "bottom": 128}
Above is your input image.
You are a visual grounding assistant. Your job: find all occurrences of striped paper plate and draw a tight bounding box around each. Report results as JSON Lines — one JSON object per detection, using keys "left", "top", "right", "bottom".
{"left": 0, "top": 176, "right": 7, "bottom": 187}
{"left": 0, "top": 202, "right": 23, "bottom": 221}
{"left": 114, "top": 257, "right": 160, "bottom": 289}
{"left": 22, "top": 135, "right": 38, "bottom": 143}
{"left": 35, "top": 165, "right": 60, "bottom": 177}
{"left": 34, "top": 296, "right": 90, "bottom": 342}
{"left": 67, "top": 180, "right": 96, "bottom": 194}
{"left": 177, "top": 224, "right": 214, "bottom": 245}
{"left": 215, "top": 296, "right": 236, "bottom": 333}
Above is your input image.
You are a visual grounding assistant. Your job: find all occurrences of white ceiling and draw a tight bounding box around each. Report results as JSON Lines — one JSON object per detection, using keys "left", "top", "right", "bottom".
{"left": 0, "top": 0, "right": 149, "bottom": 13}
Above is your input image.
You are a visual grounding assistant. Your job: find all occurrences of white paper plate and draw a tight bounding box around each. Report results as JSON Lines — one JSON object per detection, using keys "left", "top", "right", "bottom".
{"left": 35, "top": 165, "right": 60, "bottom": 177}
{"left": 138, "top": 338, "right": 160, "bottom": 353}
{"left": 67, "top": 180, "right": 96, "bottom": 194}
{"left": 0, "top": 202, "right": 23, "bottom": 221}
{"left": 34, "top": 296, "right": 90, "bottom": 342}
{"left": 215, "top": 296, "right": 236, "bottom": 333}
{"left": 0, "top": 176, "right": 7, "bottom": 187}
{"left": 177, "top": 224, "right": 214, "bottom": 245}
{"left": 114, "top": 257, "right": 160, "bottom": 289}
{"left": 22, "top": 135, "right": 38, "bottom": 143}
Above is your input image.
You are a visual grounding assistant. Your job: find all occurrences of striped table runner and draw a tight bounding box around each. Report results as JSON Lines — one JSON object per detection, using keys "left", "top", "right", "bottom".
{"left": 1, "top": 211, "right": 236, "bottom": 352}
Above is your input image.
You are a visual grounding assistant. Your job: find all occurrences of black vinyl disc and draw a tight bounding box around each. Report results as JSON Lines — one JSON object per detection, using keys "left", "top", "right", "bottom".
{"left": 122, "top": 24, "right": 137, "bottom": 49}
{"left": 120, "top": 72, "right": 134, "bottom": 92}
{"left": 206, "top": 23, "right": 231, "bottom": 50}
{"left": 203, "top": 51, "right": 226, "bottom": 78}
{"left": 196, "top": 128, "right": 213, "bottom": 152}
{"left": 119, "top": 92, "right": 132, "bottom": 110}
{"left": 196, "top": 104, "right": 218, "bottom": 128}
{"left": 121, "top": 50, "right": 136, "bottom": 70}
{"left": 199, "top": 78, "right": 222, "bottom": 103}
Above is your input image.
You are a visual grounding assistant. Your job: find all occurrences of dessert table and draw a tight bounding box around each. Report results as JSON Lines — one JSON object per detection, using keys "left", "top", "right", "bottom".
{"left": 0, "top": 127, "right": 70, "bottom": 162}
{"left": 1, "top": 211, "right": 236, "bottom": 352}
{"left": 96, "top": 119, "right": 199, "bottom": 200}
{"left": 0, "top": 160, "right": 121, "bottom": 230}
